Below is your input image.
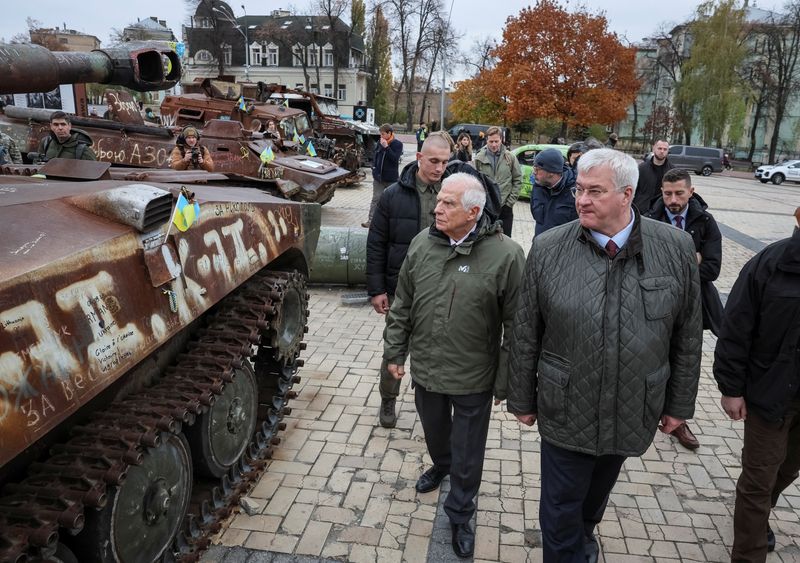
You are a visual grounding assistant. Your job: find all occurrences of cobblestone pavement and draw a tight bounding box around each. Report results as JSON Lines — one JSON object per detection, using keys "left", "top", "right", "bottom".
{"left": 202, "top": 148, "right": 800, "bottom": 562}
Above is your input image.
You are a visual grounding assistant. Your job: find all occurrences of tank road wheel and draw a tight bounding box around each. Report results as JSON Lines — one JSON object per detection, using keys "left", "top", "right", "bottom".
{"left": 75, "top": 433, "right": 192, "bottom": 563}
{"left": 268, "top": 273, "right": 308, "bottom": 367}
{"left": 186, "top": 362, "right": 258, "bottom": 478}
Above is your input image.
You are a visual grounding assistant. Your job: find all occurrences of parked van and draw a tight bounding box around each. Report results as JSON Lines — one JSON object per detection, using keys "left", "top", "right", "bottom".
{"left": 667, "top": 145, "right": 724, "bottom": 176}
{"left": 448, "top": 123, "right": 512, "bottom": 148}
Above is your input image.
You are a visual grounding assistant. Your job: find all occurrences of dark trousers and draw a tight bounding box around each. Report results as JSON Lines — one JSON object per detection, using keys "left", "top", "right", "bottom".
{"left": 540, "top": 440, "right": 626, "bottom": 563}
{"left": 499, "top": 204, "right": 513, "bottom": 236}
{"left": 732, "top": 401, "right": 800, "bottom": 562}
{"left": 414, "top": 384, "right": 492, "bottom": 524}
{"left": 379, "top": 295, "right": 401, "bottom": 400}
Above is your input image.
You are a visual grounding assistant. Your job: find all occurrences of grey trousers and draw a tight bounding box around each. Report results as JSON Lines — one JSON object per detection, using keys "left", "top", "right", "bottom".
{"left": 368, "top": 179, "right": 391, "bottom": 222}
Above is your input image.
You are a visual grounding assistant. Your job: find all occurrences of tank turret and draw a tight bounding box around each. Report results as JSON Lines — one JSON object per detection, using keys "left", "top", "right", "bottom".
{"left": 0, "top": 41, "right": 181, "bottom": 94}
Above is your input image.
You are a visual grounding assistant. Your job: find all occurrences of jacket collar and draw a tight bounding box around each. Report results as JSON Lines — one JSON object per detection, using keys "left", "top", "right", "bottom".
{"left": 578, "top": 205, "right": 644, "bottom": 260}
{"left": 428, "top": 213, "right": 500, "bottom": 254}
{"left": 777, "top": 227, "right": 800, "bottom": 273}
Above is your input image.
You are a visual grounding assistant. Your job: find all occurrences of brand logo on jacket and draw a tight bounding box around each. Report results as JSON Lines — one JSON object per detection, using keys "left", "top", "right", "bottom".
{"left": 458, "top": 265, "right": 470, "bottom": 273}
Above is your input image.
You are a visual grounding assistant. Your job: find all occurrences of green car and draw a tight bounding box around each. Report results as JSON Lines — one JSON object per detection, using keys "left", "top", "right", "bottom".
{"left": 512, "top": 144, "right": 570, "bottom": 200}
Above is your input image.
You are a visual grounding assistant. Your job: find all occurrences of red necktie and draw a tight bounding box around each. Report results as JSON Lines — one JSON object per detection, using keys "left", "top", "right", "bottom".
{"left": 605, "top": 240, "right": 619, "bottom": 258}
{"left": 674, "top": 215, "right": 683, "bottom": 229}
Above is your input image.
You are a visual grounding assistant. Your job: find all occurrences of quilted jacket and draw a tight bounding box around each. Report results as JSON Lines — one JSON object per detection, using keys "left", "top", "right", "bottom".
{"left": 384, "top": 215, "right": 525, "bottom": 399}
{"left": 507, "top": 211, "right": 702, "bottom": 457}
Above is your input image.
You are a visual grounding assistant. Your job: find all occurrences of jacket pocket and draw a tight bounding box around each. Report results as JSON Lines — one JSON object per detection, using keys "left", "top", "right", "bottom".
{"left": 643, "top": 365, "right": 670, "bottom": 429}
{"left": 639, "top": 277, "right": 675, "bottom": 320}
{"left": 537, "top": 352, "right": 571, "bottom": 426}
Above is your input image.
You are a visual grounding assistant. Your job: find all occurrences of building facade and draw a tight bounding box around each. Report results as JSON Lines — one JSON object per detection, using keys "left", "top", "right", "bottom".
{"left": 29, "top": 27, "right": 100, "bottom": 51}
{"left": 617, "top": 6, "right": 800, "bottom": 162}
{"left": 182, "top": 3, "right": 369, "bottom": 116}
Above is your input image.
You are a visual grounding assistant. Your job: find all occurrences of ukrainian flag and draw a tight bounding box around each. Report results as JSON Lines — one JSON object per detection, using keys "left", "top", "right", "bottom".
{"left": 173, "top": 193, "right": 201, "bottom": 232}
{"left": 282, "top": 99, "right": 289, "bottom": 108}
{"left": 238, "top": 96, "right": 247, "bottom": 111}
{"left": 299, "top": 134, "right": 306, "bottom": 144}
{"left": 306, "top": 141, "right": 317, "bottom": 157}
{"left": 292, "top": 130, "right": 300, "bottom": 143}
{"left": 260, "top": 145, "right": 275, "bottom": 163}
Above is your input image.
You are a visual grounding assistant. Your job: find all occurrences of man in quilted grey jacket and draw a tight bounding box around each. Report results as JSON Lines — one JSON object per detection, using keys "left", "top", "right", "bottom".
{"left": 507, "top": 149, "right": 702, "bottom": 562}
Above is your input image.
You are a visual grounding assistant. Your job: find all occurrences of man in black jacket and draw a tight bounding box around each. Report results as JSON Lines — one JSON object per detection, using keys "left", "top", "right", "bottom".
{"left": 634, "top": 139, "right": 672, "bottom": 211}
{"left": 363, "top": 124, "right": 404, "bottom": 228}
{"left": 366, "top": 135, "right": 501, "bottom": 428}
{"left": 713, "top": 208, "right": 800, "bottom": 561}
{"left": 645, "top": 168, "right": 722, "bottom": 451}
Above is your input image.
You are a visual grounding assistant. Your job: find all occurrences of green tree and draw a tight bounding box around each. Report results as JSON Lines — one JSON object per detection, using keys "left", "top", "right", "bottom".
{"left": 366, "top": 5, "right": 392, "bottom": 123}
{"left": 677, "top": 0, "right": 748, "bottom": 147}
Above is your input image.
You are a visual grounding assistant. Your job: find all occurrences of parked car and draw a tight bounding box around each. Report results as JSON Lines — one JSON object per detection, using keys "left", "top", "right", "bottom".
{"left": 448, "top": 123, "right": 511, "bottom": 148}
{"left": 754, "top": 159, "right": 800, "bottom": 185}
{"left": 667, "top": 144, "right": 724, "bottom": 176}
{"left": 511, "top": 143, "right": 570, "bottom": 199}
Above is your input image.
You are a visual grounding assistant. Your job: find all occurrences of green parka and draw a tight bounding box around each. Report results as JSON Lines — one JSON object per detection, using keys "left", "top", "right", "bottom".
{"left": 507, "top": 212, "right": 702, "bottom": 457}
{"left": 38, "top": 129, "right": 97, "bottom": 162}
{"left": 384, "top": 215, "right": 525, "bottom": 399}
{"left": 473, "top": 145, "right": 522, "bottom": 208}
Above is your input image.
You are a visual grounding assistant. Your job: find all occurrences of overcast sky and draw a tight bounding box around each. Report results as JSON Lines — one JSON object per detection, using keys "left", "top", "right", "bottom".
{"left": 1, "top": 1, "right": 787, "bottom": 71}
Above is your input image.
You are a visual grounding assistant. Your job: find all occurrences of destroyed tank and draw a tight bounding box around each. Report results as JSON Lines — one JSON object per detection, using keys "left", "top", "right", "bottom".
{"left": 1, "top": 82, "right": 351, "bottom": 205}
{"left": 0, "top": 43, "right": 318, "bottom": 563}
{"left": 159, "top": 78, "right": 364, "bottom": 179}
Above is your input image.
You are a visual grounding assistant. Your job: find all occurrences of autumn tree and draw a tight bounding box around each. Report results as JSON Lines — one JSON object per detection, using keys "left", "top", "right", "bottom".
{"left": 449, "top": 71, "right": 504, "bottom": 124}
{"left": 366, "top": 4, "right": 392, "bottom": 122}
{"left": 487, "top": 1, "right": 639, "bottom": 138}
{"left": 677, "top": 0, "right": 748, "bottom": 147}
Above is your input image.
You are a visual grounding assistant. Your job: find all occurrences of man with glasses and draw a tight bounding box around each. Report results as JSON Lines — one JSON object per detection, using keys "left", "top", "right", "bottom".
{"left": 507, "top": 149, "right": 702, "bottom": 562}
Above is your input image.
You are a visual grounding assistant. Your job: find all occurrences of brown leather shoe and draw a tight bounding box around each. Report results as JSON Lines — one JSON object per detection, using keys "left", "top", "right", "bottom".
{"left": 671, "top": 422, "right": 699, "bottom": 450}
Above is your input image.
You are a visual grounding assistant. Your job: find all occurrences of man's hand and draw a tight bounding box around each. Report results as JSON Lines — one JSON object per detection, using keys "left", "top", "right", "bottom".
{"left": 696, "top": 252, "right": 703, "bottom": 265}
{"left": 380, "top": 138, "right": 388, "bottom": 148}
{"left": 371, "top": 293, "right": 390, "bottom": 315}
{"left": 514, "top": 413, "right": 537, "bottom": 426}
{"left": 387, "top": 363, "right": 405, "bottom": 380}
{"left": 721, "top": 395, "right": 747, "bottom": 421}
{"left": 658, "top": 414, "right": 684, "bottom": 434}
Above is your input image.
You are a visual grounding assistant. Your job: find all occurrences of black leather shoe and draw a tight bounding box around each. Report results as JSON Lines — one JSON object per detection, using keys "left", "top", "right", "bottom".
{"left": 767, "top": 525, "right": 776, "bottom": 552}
{"left": 451, "top": 521, "right": 474, "bottom": 558}
{"left": 415, "top": 466, "right": 448, "bottom": 493}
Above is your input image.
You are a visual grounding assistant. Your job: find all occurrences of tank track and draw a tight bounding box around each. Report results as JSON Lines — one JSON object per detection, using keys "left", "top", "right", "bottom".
{"left": 0, "top": 269, "right": 309, "bottom": 563}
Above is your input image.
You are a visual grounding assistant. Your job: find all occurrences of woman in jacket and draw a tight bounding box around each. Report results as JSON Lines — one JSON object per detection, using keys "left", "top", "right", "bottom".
{"left": 454, "top": 132, "right": 473, "bottom": 163}
{"left": 169, "top": 126, "right": 214, "bottom": 172}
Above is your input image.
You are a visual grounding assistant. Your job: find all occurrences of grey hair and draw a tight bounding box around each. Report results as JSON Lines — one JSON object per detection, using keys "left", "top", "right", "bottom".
{"left": 443, "top": 172, "right": 486, "bottom": 219}
{"left": 577, "top": 148, "right": 639, "bottom": 193}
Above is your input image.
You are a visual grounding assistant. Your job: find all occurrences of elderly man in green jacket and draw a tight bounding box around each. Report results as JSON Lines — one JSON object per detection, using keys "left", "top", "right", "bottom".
{"left": 508, "top": 148, "right": 702, "bottom": 563}
{"left": 385, "top": 172, "right": 524, "bottom": 559}
{"left": 472, "top": 125, "right": 521, "bottom": 237}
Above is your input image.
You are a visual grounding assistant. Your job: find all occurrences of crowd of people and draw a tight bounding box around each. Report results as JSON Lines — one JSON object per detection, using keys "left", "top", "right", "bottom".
{"left": 364, "top": 125, "right": 800, "bottom": 562}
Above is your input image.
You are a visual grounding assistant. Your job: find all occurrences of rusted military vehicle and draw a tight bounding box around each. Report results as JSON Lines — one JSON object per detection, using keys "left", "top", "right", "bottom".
{"left": 0, "top": 43, "right": 317, "bottom": 563}
{"left": 1, "top": 86, "right": 350, "bottom": 205}
{"left": 257, "top": 83, "right": 380, "bottom": 169}
{"left": 160, "top": 79, "right": 364, "bottom": 177}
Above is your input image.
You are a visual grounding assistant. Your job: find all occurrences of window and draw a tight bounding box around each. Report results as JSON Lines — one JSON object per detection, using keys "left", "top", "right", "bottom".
{"left": 668, "top": 145, "right": 682, "bottom": 155}
{"left": 307, "top": 43, "right": 319, "bottom": 66}
{"left": 292, "top": 44, "right": 304, "bottom": 67}
{"left": 310, "top": 83, "right": 319, "bottom": 94}
{"left": 323, "top": 44, "right": 334, "bottom": 67}
{"left": 221, "top": 44, "right": 232, "bottom": 66}
{"left": 323, "top": 83, "right": 333, "bottom": 97}
{"left": 295, "top": 83, "right": 304, "bottom": 90}
{"left": 267, "top": 43, "right": 279, "bottom": 66}
{"left": 195, "top": 49, "right": 213, "bottom": 63}
{"left": 250, "top": 42, "right": 262, "bottom": 66}
{"left": 338, "top": 84, "right": 346, "bottom": 101}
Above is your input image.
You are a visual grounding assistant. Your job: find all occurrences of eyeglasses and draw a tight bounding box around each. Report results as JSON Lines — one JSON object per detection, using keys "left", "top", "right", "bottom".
{"left": 570, "top": 187, "right": 609, "bottom": 200}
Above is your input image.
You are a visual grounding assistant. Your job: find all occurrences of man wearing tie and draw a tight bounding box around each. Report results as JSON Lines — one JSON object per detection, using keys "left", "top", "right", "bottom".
{"left": 644, "top": 168, "right": 722, "bottom": 450}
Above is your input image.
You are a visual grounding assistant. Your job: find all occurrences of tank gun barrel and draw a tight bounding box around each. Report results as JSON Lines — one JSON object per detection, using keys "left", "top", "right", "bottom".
{"left": 0, "top": 42, "right": 181, "bottom": 94}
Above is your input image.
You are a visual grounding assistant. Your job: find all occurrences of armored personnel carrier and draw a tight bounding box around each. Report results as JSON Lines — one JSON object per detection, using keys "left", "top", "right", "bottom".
{"left": 0, "top": 43, "right": 317, "bottom": 562}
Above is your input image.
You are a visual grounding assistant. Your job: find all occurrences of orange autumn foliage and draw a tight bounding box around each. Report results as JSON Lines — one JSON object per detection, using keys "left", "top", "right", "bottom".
{"left": 475, "top": 0, "right": 640, "bottom": 130}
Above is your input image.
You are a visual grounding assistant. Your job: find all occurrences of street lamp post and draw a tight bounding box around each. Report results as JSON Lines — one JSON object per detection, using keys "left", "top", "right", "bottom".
{"left": 212, "top": 4, "right": 249, "bottom": 81}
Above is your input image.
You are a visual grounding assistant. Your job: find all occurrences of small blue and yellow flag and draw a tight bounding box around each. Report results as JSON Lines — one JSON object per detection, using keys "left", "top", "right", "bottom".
{"left": 260, "top": 145, "right": 275, "bottom": 163}
{"left": 282, "top": 99, "right": 289, "bottom": 108}
{"left": 306, "top": 141, "right": 317, "bottom": 157}
{"left": 173, "top": 192, "right": 201, "bottom": 232}
{"left": 292, "top": 130, "right": 300, "bottom": 143}
{"left": 237, "top": 96, "right": 247, "bottom": 111}
{"left": 298, "top": 133, "right": 306, "bottom": 144}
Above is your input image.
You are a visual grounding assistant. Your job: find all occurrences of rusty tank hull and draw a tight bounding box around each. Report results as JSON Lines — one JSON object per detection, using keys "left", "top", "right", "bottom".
{"left": 0, "top": 43, "right": 321, "bottom": 563}
{"left": 0, "top": 99, "right": 350, "bottom": 205}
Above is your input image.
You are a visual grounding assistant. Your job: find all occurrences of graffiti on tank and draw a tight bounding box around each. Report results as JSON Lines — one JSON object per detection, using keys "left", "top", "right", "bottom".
{"left": 94, "top": 138, "right": 170, "bottom": 167}
{"left": 0, "top": 203, "right": 302, "bottom": 459}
